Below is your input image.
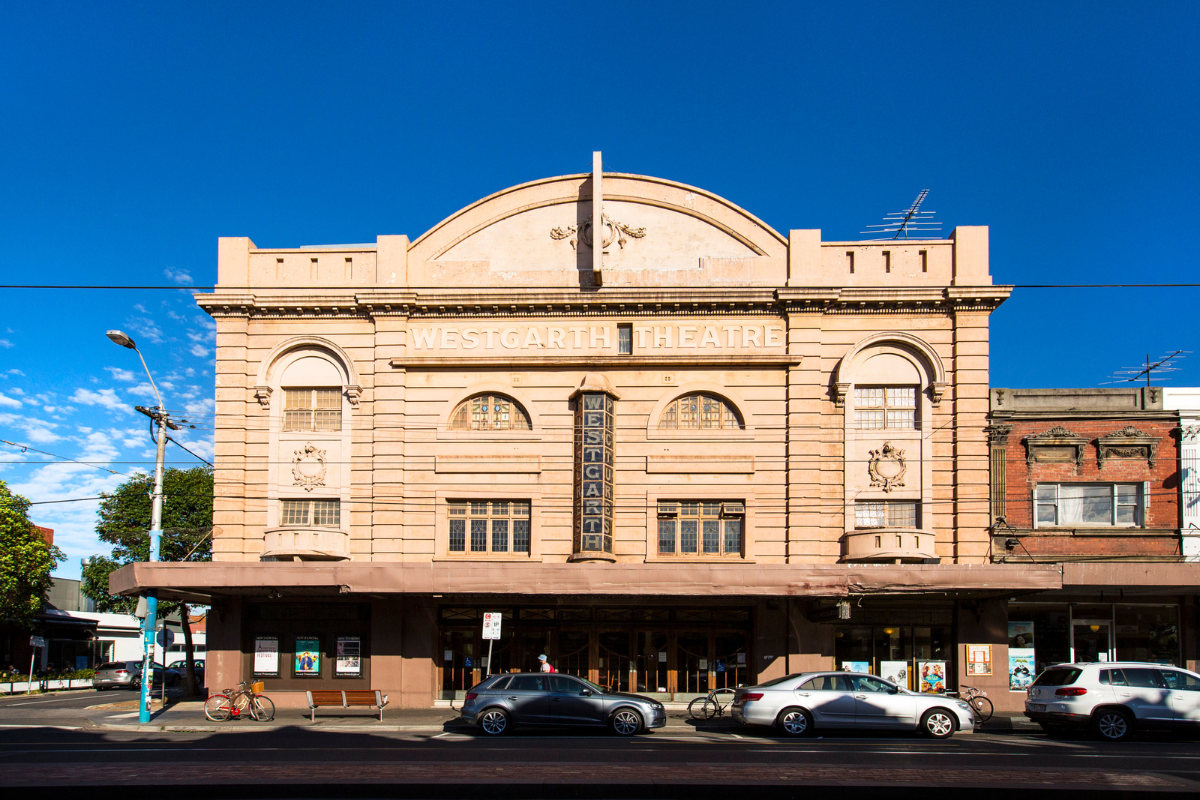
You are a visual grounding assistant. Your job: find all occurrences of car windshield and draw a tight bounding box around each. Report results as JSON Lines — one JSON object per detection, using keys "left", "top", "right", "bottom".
{"left": 1032, "top": 668, "right": 1082, "bottom": 687}
{"left": 757, "top": 673, "right": 807, "bottom": 688}
{"left": 575, "top": 677, "right": 608, "bottom": 693}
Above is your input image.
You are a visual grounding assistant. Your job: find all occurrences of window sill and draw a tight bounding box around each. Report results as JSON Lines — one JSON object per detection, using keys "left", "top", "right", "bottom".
{"left": 435, "top": 430, "right": 542, "bottom": 442}
{"left": 1030, "top": 526, "right": 1157, "bottom": 535}
{"left": 434, "top": 555, "right": 543, "bottom": 562}
{"left": 643, "top": 556, "right": 752, "bottom": 564}
{"left": 646, "top": 428, "right": 755, "bottom": 442}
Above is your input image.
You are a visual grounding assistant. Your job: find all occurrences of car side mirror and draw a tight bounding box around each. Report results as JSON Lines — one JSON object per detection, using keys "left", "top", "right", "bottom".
{"left": 888, "top": 687, "right": 900, "bottom": 694}
{"left": 580, "top": 689, "right": 592, "bottom": 696}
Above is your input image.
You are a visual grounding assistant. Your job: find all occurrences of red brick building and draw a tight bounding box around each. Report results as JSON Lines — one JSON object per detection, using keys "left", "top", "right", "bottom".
{"left": 987, "top": 387, "right": 1195, "bottom": 707}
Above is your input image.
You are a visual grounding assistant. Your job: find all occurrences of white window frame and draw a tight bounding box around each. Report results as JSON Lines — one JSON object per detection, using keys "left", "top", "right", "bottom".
{"left": 656, "top": 501, "right": 745, "bottom": 557}
{"left": 447, "top": 500, "right": 532, "bottom": 555}
{"left": 854, "top": 500, "right": 919, "bottom": 529}
{"left": 1033, "top": 482, "right": 1147, "bottom": 529}
{"left": 280, "top": 498, "right": 341, "bottom": 528}
{"left": 853, "top": 385, "right": 917, "bottom": 430}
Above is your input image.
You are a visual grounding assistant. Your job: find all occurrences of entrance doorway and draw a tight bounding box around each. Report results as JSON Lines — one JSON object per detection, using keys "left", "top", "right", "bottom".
{"left": 1072, "top": 620, "right": 1112, "bottom": 663}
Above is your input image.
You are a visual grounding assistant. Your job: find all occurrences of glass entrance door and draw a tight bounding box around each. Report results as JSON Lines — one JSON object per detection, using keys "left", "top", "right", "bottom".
{"left": 556, "top": 630, "right": 591, "bottom": 679}
{"left": 598, "top": 631, "right": 632, "bottom": 692}
{"left": 676, "top": 633, "right": 710, "bottom": 696}
{"left": 1072, "top": 621, "right": 1112, "bottom": 663}
{"left": 713, "top": 632, "right": 748, "bottom": 689}
{"left": 635, "top": 631, "right": 669, "bottom": 695}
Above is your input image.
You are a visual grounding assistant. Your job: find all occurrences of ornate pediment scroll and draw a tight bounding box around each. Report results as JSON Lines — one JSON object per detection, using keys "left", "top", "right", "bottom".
{"left": 551, "top": 214, "right": 646, "bottom": 251}
{"left": 292, "top": 443, "right": 327, "bottom": 491}
{"left": 868, "top": 442, "right": 907, "bottom": 492}
{"left": 1098, "top": 425, "right": 1160, "bottom": 468}
{"left": 1024, "top": 426, "right": 1088, "bottom": 467}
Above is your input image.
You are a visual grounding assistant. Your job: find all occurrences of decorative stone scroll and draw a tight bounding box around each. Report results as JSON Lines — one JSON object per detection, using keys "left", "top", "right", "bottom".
{"left": 551, "top": 213, "right": 646, "bottom": 251}
{"left": 867, "top": 442, "right": 907, "bottom": 492}
{"left": 1024, "top": 426, "right": 1088, "bottom": 467}
{"left": 1098, "top": 425, "right": 1161, "bottom": 468}
{"left": 292, "top": 443, "right": 327, "bottom": 491}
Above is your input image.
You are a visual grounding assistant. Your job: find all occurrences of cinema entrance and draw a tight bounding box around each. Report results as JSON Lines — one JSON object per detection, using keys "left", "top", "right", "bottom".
{"left": 438, "top": 604, "right": 754, "bottom": 701}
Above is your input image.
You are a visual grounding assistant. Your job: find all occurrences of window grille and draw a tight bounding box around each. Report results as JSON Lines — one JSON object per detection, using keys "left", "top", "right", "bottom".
{"left": 854, "top": 386, "right": 916, "bottom": 430}
{"left": 283, "top": 388, "right": 342, "bottom": 431}
{"left": 855, "top": 501, "right": 918, "bottom": 528}
{"left": 659, "top": 393, "right": 743, "bottom": 430}
{"left": 449, "top": 394, "right": 532, "bottom": 431}
{"left": 281, "top": 499, "right": 341, "bottom": 527}
{"left": 657, "top": 500, "right": 744, "bottom": 556}
{"left": 448, "top": 500, "right": 531, "bottom": 554}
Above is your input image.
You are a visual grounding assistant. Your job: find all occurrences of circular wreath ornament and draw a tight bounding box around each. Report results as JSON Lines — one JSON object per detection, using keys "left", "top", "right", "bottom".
{"left": 292, "top": 443, "right": 327, "bottom": 491}
{"left": 868, "top": 441, "right": 907, "bottom": 492}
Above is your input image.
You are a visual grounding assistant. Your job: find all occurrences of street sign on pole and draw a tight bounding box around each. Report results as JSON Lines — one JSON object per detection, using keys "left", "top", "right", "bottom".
{"left": 29, "top": 636, "right": 46, "bottom": 648}
{"left": 482, "top": 612, "right": 502, "bottom": 677}
{"left": 156, "top": 628, "right": 175, "bottom": 650}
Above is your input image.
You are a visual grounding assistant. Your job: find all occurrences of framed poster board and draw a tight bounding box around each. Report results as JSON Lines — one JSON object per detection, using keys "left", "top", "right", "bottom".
{"left": 336, "top": 636, "right": 362, "bottom": 677}
{"left": 841, "top": 661, "right": 870, "bottom": 673}
{"left": 294, "top": 635, "right": 321, "bottom": 677}
{"left": 880, "top": 660, "right": 909, "bottom": 688}
{"left": 919, "top": 661, "right": 947, "bottom": 693}
{"left": 253, "top": 636, "right": 279, "bottom": 677}
{"left": 1009, "top": 649, "right": 1036, "bottom": 690}
{"left": 965, "top": 644, "right": 993, "bottom": 676}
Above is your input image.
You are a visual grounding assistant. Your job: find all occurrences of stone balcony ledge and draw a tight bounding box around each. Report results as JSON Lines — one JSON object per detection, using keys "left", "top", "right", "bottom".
{"left": 843, "top": 527, "right": 937, "bottom": 564}
{"left": 263, "top": 526, "right": 349, "bottom": 561}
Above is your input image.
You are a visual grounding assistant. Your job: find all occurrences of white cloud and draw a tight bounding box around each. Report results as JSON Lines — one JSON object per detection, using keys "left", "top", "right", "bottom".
{"left": 70, "top": 387, "right": 131, "bottom": 413}
{"left": 128, "top": 382, "right": 159, "bottom": 400}
{"left": 9, "top": 387, "right": 25, "bottom": 396}
{"left": 5, "top": 369, "right": 23, "bottom": 377}
{"left": 104, "top": 366, "right": 137, "bottom": 382}
{"left": 189, "top": 344, "right": 210, "bottom": 357}
{"left": 0, "top": 339, "right": 13, "bottom": 348}
{"left": 125, "top": 315, "right": 164, "bottom": 344}
{"left": 0, "top": 413, "right": 61, "bottom": 443}
{"left": 164, "top": 268, "right": 194, "bottom": 286}
{"left": 184, "top": 367, "right": 195, "bottom": 377}
{"left": 0, "top": 393, "right": 22, "bottom": 408}
{"left": 185, "top": 397, "right": 215, "bottom": 415}
{"left": 133, "top": 304, "right": 148, "bottom": 314}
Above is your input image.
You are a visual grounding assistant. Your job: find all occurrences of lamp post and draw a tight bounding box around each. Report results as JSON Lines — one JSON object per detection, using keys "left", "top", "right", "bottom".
{"left": 106, "top": 329, "right": 168, "bottom": 724}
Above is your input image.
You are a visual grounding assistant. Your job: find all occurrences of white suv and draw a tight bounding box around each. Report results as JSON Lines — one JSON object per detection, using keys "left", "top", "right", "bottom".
{"left": 1024, "top": 662, "right": 1200, "bottom": 741}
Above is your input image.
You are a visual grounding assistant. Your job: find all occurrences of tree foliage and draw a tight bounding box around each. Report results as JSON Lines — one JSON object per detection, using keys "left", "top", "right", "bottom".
{"left": 0, "top": 480, "right": 65, "bottom": 628}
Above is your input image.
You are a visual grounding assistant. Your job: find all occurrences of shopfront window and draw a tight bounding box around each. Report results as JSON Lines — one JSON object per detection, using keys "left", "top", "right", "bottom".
{"left": 834, "top": 625, "right": 949, "bottom": 691}
{"left": 1116, "top": 605, "right": 1179, "bottom": 665}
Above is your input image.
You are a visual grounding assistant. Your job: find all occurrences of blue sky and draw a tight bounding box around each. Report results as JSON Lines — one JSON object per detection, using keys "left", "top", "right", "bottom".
{"left": 2, "top": 2, "right": 1198, "bottom": 578}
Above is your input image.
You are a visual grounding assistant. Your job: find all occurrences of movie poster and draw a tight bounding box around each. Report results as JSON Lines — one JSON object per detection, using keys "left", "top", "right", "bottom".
{"left": 1009, "top": 649, "right": 1036, "bottom": 690}
{"left": 294, "top": 636, "right": 320, "bottom": 676}
{"left": 253, "top": 637, "right": 279, "bottom": 677}
{"left": 880, "top": 660, "right": 909, "bottom": 689}
{"left": 841, "top": 661, "right": 871, "bottom": 673}
{"left": 919, "top": 661, "right": 947, "bottom": 693}
{"left": 1008, "top": 621, "right": 1035, "bottom": 649}
{"left": 336, "top": 636, "right": 362, "bottom": 677}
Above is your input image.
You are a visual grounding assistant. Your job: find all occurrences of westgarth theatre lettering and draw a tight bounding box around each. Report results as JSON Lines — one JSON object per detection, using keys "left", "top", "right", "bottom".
{"left": 409, "top": 323, "right": 785, "bottom": 352}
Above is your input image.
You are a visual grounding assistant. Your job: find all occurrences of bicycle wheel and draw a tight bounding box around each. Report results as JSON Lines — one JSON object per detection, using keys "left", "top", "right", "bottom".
{"left": 688, "top": 696, "right": 715, "bottom": 720}
{"left": 251, "top": 695, "right": 275, "bottom": 722}
{"left": 970, "top": 695, "right": 994, "bottom": 723}
{"left": 204, "top": 694, "right": 232, "bottom": 722}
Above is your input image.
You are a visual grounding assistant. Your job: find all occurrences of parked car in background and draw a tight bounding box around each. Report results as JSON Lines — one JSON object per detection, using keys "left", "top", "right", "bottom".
{"left": 93, "top": 661, "right": 182, "bottom": 691}
{"left": 1025, "top": 662, "right": 1200, "bottom": 741}
{"left": 732, "top": 672, "right": 975, "bottom": 738}
{"left": 167, "top": 659, "right": 204, "bottom": 684}
{"left": 461, "top": 672, "right": 667, "bottom": 735}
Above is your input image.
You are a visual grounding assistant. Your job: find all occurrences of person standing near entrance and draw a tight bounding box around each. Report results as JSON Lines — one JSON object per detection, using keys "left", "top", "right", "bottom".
{"left": 539, "top": 654, "right": 556, "bottom": 673}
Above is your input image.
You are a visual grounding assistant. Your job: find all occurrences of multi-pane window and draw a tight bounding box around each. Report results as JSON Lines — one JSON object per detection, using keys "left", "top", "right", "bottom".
{"left": 854, "top": 386, "right": 916, "bottom": 429}
{"left": 855, "top": 501, "right": 918, "bottom": 528}
{"left": 283, "top": 388, "right": 342, "bottom": 431}
{"left": 448, "top": 501, "right": 531, "bottom": 554}
{"left": 659, "top": 393, "right": 743, "bottom": 430}
{"left": 1035, "top": 484, "right": 1142, "bottom": 527}
{"left": 617, "top": 323, "right": 633, "bottom": 355}
{"left": 657, "top": 501, "right": 744, "bottom": 556}
{"left": 281, "top": 499, "right": 341, "bottom": 527}
{"left": 449, "top": 394, "right": 532, "bottom": 431}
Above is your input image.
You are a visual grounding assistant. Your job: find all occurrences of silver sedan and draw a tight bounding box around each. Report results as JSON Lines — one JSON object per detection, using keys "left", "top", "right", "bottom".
{"left": 732, "top": 672, "right": 974, "bottom": 738}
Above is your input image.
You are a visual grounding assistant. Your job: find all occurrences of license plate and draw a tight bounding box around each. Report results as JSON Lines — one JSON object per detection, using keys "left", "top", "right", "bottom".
{"left": 1028, "top": 703, "right": 1046, "bottom": 712}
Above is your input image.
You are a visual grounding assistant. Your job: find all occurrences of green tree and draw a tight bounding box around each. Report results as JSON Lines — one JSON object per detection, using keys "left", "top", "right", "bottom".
{"left": 81, "top": 467, "right": 213, "bottom": 695}
{"left": 0, "top": 481, "right": 64, "bottom": 628}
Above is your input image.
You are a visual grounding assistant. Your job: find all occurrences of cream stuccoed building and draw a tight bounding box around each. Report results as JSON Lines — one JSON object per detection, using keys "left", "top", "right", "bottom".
{"left": 114, "top": 155, "right": 1059, "bottom": 711}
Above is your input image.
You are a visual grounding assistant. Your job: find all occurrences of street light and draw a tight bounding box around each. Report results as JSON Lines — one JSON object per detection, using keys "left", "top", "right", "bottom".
{"left": 107, "top": 329, "right": 168, "bottom": 724}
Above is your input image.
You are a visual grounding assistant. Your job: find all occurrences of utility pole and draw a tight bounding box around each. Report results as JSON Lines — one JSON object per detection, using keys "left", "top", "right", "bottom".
{"left": 107, "top": 330, "right": 174, "bottom": 724}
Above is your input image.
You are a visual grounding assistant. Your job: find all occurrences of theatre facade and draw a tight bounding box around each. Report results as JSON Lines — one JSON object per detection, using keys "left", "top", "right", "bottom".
{"left": 113, "top": 159, "right": 1089, "bottom": 710}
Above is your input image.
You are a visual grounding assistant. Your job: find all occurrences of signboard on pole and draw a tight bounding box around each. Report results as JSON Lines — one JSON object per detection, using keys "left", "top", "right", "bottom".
{"left": 29, "top": 636, "right": 46, "bottom": 648}
{"left": 482, "top": 612, "right": 502, "bottom": 640}
{"left": 156, "top": 628, "right": 176, "bottom": 650}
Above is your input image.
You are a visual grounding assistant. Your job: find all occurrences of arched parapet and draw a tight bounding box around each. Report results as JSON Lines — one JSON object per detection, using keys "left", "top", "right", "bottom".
{"left": 833, "top": 331, "right": 948, "bottom": 408}
{"left": 254, "top": 336, "right": 362, "bottom": 409}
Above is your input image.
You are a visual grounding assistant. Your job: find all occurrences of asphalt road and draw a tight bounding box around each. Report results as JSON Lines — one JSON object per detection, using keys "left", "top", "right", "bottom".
{"left": 2, "top": 690, "right": 1199, "bottom": 798}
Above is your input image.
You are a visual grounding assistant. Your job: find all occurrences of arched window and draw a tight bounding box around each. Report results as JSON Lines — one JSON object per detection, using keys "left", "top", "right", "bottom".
{"left": 658, "top": 393, "right": 743, "bottom": 430}
{"left": 280, "top": 355, "right": 345, "bottom": 432}
{"left": 449, "top": 393, "right": 532, "bottom": 431}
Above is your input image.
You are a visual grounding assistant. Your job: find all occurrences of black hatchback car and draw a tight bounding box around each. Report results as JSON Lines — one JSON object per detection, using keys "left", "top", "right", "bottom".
{"left": 460, "top": 673, "right": 666, "bottom": 735}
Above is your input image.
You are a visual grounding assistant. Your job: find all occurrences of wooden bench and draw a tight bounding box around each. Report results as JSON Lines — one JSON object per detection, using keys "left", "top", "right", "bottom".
{"left": 306, "top": 689, "right": 389, "bottom": 722}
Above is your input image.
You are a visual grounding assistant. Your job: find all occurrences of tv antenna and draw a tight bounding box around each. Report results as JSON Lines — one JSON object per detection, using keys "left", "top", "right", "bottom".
{"left": 862, "top": 190, "right": 943, "bottom": 239}
{"left": 1103, "top": 350, "right": 1188, "bottom": 387}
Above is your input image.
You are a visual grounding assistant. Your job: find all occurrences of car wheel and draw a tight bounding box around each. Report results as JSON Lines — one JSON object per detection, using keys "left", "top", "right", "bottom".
{"left": 610, "top": 708, "right": 643, "bottom": 736}
{"left": 479, "top": 708, "right": 509, "bottom": 736}
{"left": 921, "top": 709, "right": 956, "bottom": 739}
{"left": 1093, "top": 709, "right": 1133, "bottom": 742}
{"left": 775, "top": 707, "right": 814, "bottom": 737}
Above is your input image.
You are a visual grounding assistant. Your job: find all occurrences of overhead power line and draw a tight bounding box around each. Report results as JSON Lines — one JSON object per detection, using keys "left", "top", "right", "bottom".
{"left": 5, "top": 283, "right": 1200, "bottom": 291}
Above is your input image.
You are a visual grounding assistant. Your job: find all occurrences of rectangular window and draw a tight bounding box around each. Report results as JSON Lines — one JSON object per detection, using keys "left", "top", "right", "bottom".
{"left": 448, "top": 500, "right": 531, "bottom": 554}
{"left": 617, "top": 323, "right": 633, "bottom": 355}
{"left": 657, "top": 501, "right": 744, "bottom": 557}
{"left": 283, "top": 388, "right": 342, "bottom": 432}
{"left": 281, "top": 499, "right": 340, "bottom": 527}
{"left": 854, "top": 386, "right": 916, "bottom": 429}
{"left": 855, "top": 501, "right": 918, "bottom": 528}
{"left": 1034, "top": 484, "right": 1144, "bottom": 528}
